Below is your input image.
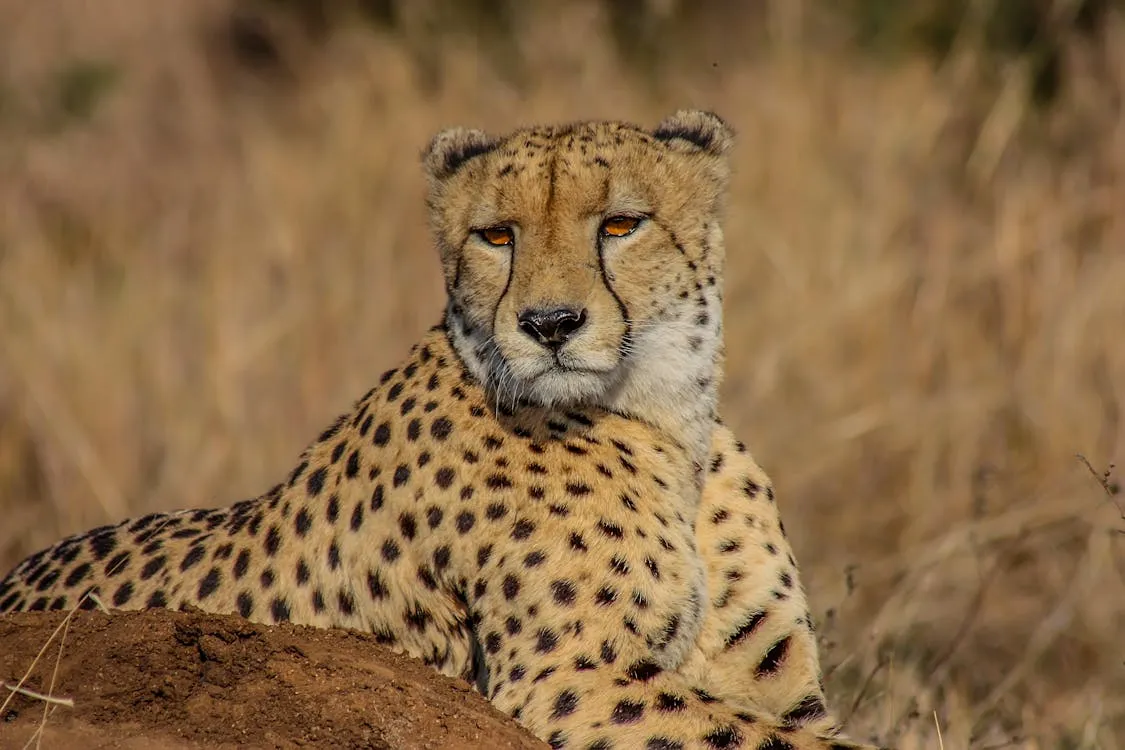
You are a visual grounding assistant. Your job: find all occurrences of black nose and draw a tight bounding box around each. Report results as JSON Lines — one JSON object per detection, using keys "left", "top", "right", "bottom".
{"left": 518, "top": 307, "right": 588, "bottom": 348}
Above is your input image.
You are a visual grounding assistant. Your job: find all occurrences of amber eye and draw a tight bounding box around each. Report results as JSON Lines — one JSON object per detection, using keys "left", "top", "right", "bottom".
{"left": 478, "top": 226, "right": 515, "bottom": 247}
{"left": 600, "top": 215, "right": 642, "bottom": 237}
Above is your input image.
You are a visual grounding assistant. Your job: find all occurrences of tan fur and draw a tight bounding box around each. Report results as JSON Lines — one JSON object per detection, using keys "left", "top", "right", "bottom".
{"left": 0, "top": 112, "right": 878, "bottom": 750}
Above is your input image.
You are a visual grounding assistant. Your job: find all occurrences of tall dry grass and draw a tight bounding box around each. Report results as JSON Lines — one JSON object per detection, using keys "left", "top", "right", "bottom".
{"left": 1, "top": 1, "right": 1122, "bottom": 747}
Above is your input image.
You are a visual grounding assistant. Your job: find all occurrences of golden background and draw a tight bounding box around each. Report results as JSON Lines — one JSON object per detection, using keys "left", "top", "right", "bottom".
{"left": 1, "top": 2, "right": 1122, "bottom": 746}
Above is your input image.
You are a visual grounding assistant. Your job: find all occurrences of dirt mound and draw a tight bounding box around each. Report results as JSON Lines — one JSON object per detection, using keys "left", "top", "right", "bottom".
{"left": 0, "top": 608, "right": 547, "bottom": 750}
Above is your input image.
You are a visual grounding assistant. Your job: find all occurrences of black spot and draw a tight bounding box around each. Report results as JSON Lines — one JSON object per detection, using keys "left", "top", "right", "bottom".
{"left": 181, "top": 546, "right": 205, "bottom": 572}
{"left": 755, "top": 737, "right": 795, "bottom": 750}
{"left": 502, "top": 574, "right": 521, "bottom": 600}
{"left": 511, "top": 519, "right": 535, "bottom": 540}
{"left": 337, "top": 589, "right": 356, "bottom": 616}
{"left": 288, "top": 460, "right": 309, "bottom": 487}
{"left": 270, "top": 597, "right": 291, "bottom": 622}
{"left": 755, "top": 636, "right": 791, "bottom": 677}
{"left": 505, "top": 616, "right": 523, "bottom": 635}
{"left": 523, "top": 550, "right": 546, "bottom": 567}
{"left": 296, "top": 558, "right": 310, "bottom": 585}
{"left": 565, "top": 482, "right": 592, "bottom": 497}
{"left": 393, "top": 465, "right": 411, "bottom": 488}
{"left": 264, "top": 525, "right": 282, "bottom": 556}
{"left": 485, "top": 631, "right": 502, "bottom": 654}
{"left": 574, "top": 655, "right": 597, "bottom": 671}
{"left": 417, "top": 564, "right": 438, "bottom": 590}
{"left": 350, "top": 502, "right": 365, "bottom": 532}
{"left": 227, "top": 550, "right": 250, "bottom": 582}
{"left": 88, "top": 532, "right": 118, "bottom": 561}
{"left": 552, "top": 690, "right": 579, "bottom": 719}
{"left": 455, "top": 511, "right": 476, "bottom": 534}
{"left": 781, "top": 695, "right": 827, "bottom": 727}
{"left": 485, "top": 503, "right": 509, "bottom": 521}
{"left": 435, "top": 466, "right": 456, "bottom": 489}
{"left": 345, "top": 450, "right": 361, "bottom": 479}
{"left": 724, "top": 612, "right": 770, "bottom": 655}
{"left": 399, "top": 513, "right": 417, "bottom": 540}
{"left": 626, "top": 659, "right": 662, "bottom": 681}
{"left": 646, "top": 739, "right": 683, "bottom": 750}
{"left": 610, "top": 699, "right": 644, "bottom": 724}
{"left": 237, "top": 591, "right": 253, "bottom": 617}
{"left": 486, "top": 473, "right": 513, "bottom": 490}
{"left": 597, "top": 520, "right": 624, "bottom": 539}
{"left": 112, "top": 581, "right": 134, "bottom": 607}
{"left": 534, "top": 627, "right": 559, "bottom": 653}
{"left": 327, "top": 541, "right": 341, "bottom": 570}
{"left": 373, "top": 422, "right": 392, "bottom": 446}
{"left": 693, "top": 688, "right": 719, "bottom": 704}
{"left": 430, "top": 417, "right": 453, "bottom": 441}
{"left": 260, "top": 568, "right": 275, "bottom": 588}
{"left": 719, "top": 539, "right": 741, "bottom": 554}
{"left": 404, "top": 602, "right": 431, "bottom": 631}
{"left": 569, "top": 532, "right": 588, "bottom": 552}
{"left": 429, "top": 547, "right": 451, "bottom": 574}
{"left": 426, "top": 506, "right": 444, "bottom": 530}
{"left": 382, "top": 539, "right": 401, "bottom": 562}
{"left": 551, "top": 580, "right": 576, "bottom": 606}
{"left": 548, "top": 730, "right": 567, "bottom": 750}
{"left": 703, "top": 726, "right": 742, "bottom": 749}
{"left": 609, "top": 556, "right": 630, "bottom": 575}
{"left": 370, "top": 485, "right": 385, "bottom": 511}
{"left": 196, "top": 567, "right": 221, "bottom": 599}
{"left": 306, "top": 466, "right": 328, "bottom": 496}
{"left": 367, "top": 570, "right": 388, "bottom": 599}
{"left": 326, "top": 495, "right": 340, "bottom": 522}
{"left": 595, "top": 586, "right": 616, "bottom": 606}
{"left": 65, "top": 562, "right": 92, "bottom": 587}
{"left": 476, "top": 544, "right": 493, "bottom": 567}
{"left": 655, "top": 692, "right": 686, "bottom": 712}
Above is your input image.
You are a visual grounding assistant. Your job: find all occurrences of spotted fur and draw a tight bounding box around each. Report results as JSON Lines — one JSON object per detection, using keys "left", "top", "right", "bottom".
{"left": 1, "top": 111, "right": 879, "bottom": 750}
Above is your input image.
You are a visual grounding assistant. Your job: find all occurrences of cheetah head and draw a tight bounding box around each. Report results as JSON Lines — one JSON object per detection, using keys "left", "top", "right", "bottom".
{"left": 424, "top": 110, "right": 732, "bottom": 441}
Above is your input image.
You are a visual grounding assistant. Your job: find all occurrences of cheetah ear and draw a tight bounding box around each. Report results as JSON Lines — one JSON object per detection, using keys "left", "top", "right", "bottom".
{"left": 423, "top": 126, "right": 499, "bottom": 180}
{"left": 651, "top": 110, "right": 734, "bottom": 157}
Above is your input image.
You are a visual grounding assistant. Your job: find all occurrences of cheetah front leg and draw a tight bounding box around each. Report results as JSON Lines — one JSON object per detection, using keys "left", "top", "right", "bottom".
{"left": 676, "top": 423, "right": 842, "bottom": 736}
{"left": 491, "top": 630, "right": 875, "bottom": 750}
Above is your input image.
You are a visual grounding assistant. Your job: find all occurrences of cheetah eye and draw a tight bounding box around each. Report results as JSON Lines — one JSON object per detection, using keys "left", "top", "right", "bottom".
{"left": 478, "top": 226, "right": 515, "bottom": 247}
{"left": 600, "top": 215, "right": 642, "bottom": 238}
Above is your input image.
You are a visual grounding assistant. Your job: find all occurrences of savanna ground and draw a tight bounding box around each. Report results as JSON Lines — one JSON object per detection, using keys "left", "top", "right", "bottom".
{"left": 1, "top": 1, "right": 1123, "bottom": 748}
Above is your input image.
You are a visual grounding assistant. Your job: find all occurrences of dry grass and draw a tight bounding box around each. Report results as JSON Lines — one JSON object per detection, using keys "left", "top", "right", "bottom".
{"left": 1, "top": 1, "right": 1122, "bottom": 747}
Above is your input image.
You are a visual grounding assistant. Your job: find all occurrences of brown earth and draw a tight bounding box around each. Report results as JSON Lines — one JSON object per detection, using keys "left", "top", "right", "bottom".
{"left": 0, "top": 608, "right": 547, "bottom": 750}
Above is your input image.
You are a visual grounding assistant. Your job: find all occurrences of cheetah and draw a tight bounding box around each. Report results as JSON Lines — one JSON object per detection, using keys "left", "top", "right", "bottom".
{"left": 1, "top": 111, "right": 878, "bottom": 750}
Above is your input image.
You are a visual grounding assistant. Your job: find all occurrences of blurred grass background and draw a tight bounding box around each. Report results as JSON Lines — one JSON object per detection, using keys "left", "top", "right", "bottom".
{"left": 1, "top": 0, "right": 1123, "bottom": 747}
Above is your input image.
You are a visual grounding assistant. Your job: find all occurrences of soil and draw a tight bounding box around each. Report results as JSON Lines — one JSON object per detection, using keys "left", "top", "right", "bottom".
{"left": 0, "top": 608, "right": 547, "bottom": 750}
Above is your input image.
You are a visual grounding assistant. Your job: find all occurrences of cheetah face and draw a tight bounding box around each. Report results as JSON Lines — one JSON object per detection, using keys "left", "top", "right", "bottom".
{"left": 424, "top": 110, "right": 732, "bottom": 415}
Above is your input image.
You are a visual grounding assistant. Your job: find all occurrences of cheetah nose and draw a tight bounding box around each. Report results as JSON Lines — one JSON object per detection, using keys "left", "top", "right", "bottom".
{"left": 517, "top": 307, "right": 588, "bottom": 349}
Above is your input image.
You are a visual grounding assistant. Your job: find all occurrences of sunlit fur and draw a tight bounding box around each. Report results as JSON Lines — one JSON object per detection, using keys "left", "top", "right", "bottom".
{"left": 424, "top": 110, "right": 732, "bottom": 471}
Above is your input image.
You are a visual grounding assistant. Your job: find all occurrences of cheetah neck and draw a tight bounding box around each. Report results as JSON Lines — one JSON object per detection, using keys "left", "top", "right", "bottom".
{"left": 601, "top": 320, "right": 722, "bottom": 481}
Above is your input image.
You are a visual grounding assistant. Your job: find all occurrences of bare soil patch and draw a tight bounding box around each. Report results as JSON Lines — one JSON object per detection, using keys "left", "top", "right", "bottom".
{"left": 0, "top": 608, "right": 546, "bottom": 750}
